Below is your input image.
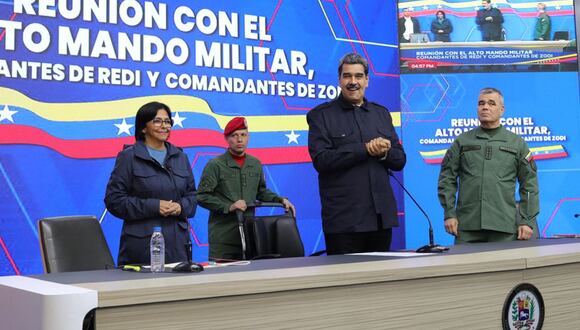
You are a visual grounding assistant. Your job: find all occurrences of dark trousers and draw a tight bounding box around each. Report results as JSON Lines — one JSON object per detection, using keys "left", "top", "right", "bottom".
{"left": 324, "top": 229, "right": 392, "bottom": 255}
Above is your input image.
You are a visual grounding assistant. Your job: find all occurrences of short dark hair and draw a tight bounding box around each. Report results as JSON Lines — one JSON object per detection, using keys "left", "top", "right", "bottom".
{"left": 134, "top": 101, "right": 172, "bottom": 141}
{"left": 338, "top": 53, "right": 369, "bottom": 77}
{"left": 480, "top": 87, "right": 504, "bottom": 105}
{"left": 436, "top": 10, "right": 446, "bottom": 18}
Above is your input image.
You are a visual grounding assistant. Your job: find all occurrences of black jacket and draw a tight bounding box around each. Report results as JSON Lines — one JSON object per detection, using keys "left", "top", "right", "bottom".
{"left": 307, "top": 94, "right": 406, "bottom": 234}
{"left": 105, "top": 140, "right": 197, "bottom": 265}
{"left": 476, "top": 7, "right": 504, "bottom": 41}
{"left": 431, "top": 18, "right": 453, "bottom": 42}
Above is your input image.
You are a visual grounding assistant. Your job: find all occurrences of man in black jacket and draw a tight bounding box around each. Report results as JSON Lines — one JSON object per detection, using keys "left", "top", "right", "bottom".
{"left": 307, "top": 53, "right": 406, "bottom": 255}
{"left": 476, "top": 0, "right": 504, "bottom": 41}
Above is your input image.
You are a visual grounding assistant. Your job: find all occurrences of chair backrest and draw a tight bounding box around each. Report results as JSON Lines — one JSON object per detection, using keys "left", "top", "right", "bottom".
{"left": 38, "top": 215, "right": 115, "bottom": 273}
{"left": 245, "top": 212, "right": 304, "bottom": 260}
{"left": 553, "top": 31, "right": 569, "bottom": 40}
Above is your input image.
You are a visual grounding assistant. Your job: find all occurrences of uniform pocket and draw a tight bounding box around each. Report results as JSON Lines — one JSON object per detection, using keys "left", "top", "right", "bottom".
{"left": 331, "top": 130, "right": 356, "bottom": 147}
{"left": 133, "top": 167, "right": 158, "bottom": 195}
{"left": 459, "top": 145, "right": 481, "bottom": 177}
{"left": 172, "top": 167, "right": 191, "bottom": 193}
{"left": 496, "top": 146, "right": 518, "bottom": 180}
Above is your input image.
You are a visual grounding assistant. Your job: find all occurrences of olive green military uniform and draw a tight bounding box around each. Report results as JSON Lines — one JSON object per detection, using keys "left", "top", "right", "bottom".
{"left": 197, "top": 152, "right": 285, "bottom": 259}
{"left": 534, "top": 12, "right": 550, "bottom": 41}
{"left": 438, "top": 126, "right": 539, "bottom": 242}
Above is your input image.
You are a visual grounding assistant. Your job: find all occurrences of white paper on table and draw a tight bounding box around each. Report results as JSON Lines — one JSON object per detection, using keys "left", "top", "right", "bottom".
{"left": 346, "top": 252, "right": 435, "bottom": 257}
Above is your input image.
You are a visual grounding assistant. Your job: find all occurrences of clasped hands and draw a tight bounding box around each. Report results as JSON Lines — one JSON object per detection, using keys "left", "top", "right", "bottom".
{"left": 366, "top": 137, "right": 391, "bottom": 157}
{"left": 159, "top": 200, "right": 181, "bottom": 217}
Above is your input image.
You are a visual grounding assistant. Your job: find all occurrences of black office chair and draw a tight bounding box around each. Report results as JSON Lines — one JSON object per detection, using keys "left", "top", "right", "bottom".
{"left": 553, "top": 31, "right": 569, "bottom": 40}
{"left": 237, "top": 203, "right": 305, "bottom": 260}
{"left": 38, "top": 215, "right": 115, "bottom": 273}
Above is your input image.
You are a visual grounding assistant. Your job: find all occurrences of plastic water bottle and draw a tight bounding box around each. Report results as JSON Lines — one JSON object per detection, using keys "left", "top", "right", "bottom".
{"left": 150, "top": 227, "right": 165, "bottom": 273}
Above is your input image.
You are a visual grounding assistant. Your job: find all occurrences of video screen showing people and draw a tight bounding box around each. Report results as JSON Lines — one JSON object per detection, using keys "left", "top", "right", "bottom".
{"left": 398, "top": 0, "right": 578, "bottom": 73}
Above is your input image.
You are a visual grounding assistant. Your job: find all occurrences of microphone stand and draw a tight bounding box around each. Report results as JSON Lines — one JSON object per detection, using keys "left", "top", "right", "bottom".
{"left": 173, "top": 220, "right": 204, "bottom": 272}
{"left": 236, "top": 210, "right": 247, "bottom": 260}
{"left": 388, "top": 171, "right": 448, "bottom": 253}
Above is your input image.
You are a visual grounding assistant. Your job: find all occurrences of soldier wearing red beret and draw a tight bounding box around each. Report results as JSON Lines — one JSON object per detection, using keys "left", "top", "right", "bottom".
{"left": 197, "top": 117, "right": 296, "bottom": 260}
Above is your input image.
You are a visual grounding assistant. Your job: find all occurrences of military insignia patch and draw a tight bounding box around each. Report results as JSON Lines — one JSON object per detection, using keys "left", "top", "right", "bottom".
{"left": 529, "top": 159, "right": 537, "bottom": 172}
{"left": 524, "top": 152, "right": 537, "bottom": 172}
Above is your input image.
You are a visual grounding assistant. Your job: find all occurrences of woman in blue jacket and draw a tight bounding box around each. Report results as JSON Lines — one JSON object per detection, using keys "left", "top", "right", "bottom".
{"left": 431, "top": 11, "right": 453, "bottom": 42}
{"left": 105, "top": 102, "right": 197, "bottom": 266}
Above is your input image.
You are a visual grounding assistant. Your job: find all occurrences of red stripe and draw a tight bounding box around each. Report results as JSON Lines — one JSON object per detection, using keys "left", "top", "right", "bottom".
{"left": 189, "top": 227, "right": 208, "bottom": 247}
{"left": 0, "top": 13, "right": 18, "bottom": 42}
{"left": 533, "top": 151, "right": 568, "bottom": 160}
{"left": 0, "top": 236, "right": 21, "bottom": 275}
{"left": 0, "top": 125, "right": 312, "bottom": 164}
{"left": 423, "top": 158, "right": 443, "bottom": 164}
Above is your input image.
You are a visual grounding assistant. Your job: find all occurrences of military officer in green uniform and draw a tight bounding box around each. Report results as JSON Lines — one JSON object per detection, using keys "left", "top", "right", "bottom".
{"left": 438, "top": 87, "right": 539, "bottom": 243}
{"left": 534, "top": 3, "right": 551, "bottom": 41}
{"left": 197, "top": 117, "right": 296, "bottom": 259}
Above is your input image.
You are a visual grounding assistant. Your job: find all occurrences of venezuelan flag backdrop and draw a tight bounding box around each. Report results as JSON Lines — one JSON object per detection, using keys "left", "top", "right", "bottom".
{"left": 2, "top": 0, "right": 580, "bottom": 277}
{"left": 0, "top": 0, "right": 403, "bottom": 275}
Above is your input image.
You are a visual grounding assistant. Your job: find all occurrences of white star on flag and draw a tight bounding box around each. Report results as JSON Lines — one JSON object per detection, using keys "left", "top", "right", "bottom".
{"left": 114, "top": 118, "right": 134, "bottom": 136}
{"left": 172, "top": 112, "right": 186, "bottom": 128}
{"left": 0, "top": 105, "right": 18, "bottom": 123}
{"left": 437, "top": 4, "right": 443, "bottom": 9}
{"left": 422, "top": 6, "right": 428, "bottom": 10}
{"left": 285, "top": 130, "right": 300, "bottom": 144}
{"left": 555, "top": 5, "right": 561, "bottom": 10}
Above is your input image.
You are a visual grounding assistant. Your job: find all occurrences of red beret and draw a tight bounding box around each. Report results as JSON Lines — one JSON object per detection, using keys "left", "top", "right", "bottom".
{"left": 223, "top": 117, "right": 248, "bottom": 136}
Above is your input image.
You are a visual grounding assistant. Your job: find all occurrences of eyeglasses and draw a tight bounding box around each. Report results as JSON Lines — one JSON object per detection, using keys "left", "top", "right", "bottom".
{"left": 152, "top": 118, "right": 173, "bottom": 127}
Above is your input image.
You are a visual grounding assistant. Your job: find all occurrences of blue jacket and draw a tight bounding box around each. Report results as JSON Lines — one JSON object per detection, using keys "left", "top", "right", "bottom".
{"left": 431, "top": 18, "right": 453, "bottom": 42}
{"left": 307, "top": 94, "right": 406, "bottom": 234}
{"left": 105, "top": 140, "right": 197, "bottom": 265}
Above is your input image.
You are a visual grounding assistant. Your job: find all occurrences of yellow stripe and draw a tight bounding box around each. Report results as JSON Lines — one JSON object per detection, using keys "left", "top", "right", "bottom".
{"left": 515, "top": 54, "right": 577, "bottom": 65}
{"left": 530, "top": 145, "right": 563, "bottom": 152}
{"left": 420, "top": 145, "right": 563, "bottom": 159}
{"left": 1, "top": 87, "right": 401, "bottom": 131}
{"left": 419, "top": 149, "right": 446, "bottom": 157}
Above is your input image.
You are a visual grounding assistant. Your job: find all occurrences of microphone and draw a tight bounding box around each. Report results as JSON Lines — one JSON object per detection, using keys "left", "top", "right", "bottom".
{"left": 388, "top": 171, "right": 448, "bottom": 253}
{"left": 173, "top": 220, "right": 204, "bottom": 272}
